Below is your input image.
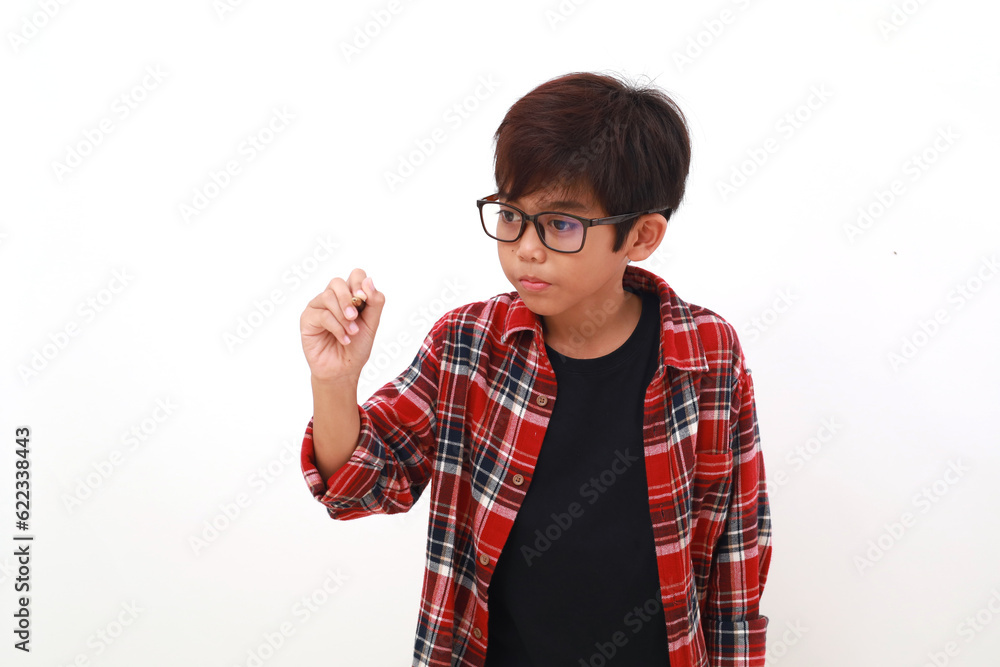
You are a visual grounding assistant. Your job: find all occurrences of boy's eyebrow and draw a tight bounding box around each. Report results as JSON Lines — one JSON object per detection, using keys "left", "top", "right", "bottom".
{"left": 543, "top": 199, "right": 588, "bottom": 212}
{"left": 498, "top": 191, "right": 590, "bottom": 213}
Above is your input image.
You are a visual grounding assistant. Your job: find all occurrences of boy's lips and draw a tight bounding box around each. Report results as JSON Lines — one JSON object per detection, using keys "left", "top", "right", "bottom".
{"left": 519, "top": 277, "right": 550, "bottom": 291}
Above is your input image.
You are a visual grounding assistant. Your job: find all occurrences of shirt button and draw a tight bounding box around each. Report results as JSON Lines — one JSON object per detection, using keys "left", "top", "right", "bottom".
{"left": 536, "top": 394, "right": 548, "bottom": 406}
{"left": 512, "top": 473, "right": 524, "bottom": 486}
{"left": 479, "top": 553, "right": 489, "bottom": 566}
{"left": 473, "top": 627, "right": 483, "bottom": 639}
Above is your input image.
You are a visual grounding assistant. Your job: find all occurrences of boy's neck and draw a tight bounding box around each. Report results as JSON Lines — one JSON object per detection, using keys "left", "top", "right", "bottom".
{"left": 541, "top": 289, "right": 643, "bottom": 360}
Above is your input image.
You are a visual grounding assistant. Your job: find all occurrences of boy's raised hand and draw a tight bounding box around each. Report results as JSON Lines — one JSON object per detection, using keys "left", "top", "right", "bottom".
{"left": 300, "top": 271, "right": 383, "bottom": 383}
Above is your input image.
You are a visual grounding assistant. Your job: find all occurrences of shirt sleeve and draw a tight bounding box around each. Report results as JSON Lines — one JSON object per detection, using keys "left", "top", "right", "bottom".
{"left": 299, "top": 317, "right": 445, "bottom": 520}
{"left": 702, "top": 362, "right": 773, "bottom": 667}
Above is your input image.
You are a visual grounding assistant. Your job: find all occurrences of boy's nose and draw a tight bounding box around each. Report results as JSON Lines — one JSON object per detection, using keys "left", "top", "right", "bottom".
{"left": 517, "top": 220, "right": 546, "bottom": 252}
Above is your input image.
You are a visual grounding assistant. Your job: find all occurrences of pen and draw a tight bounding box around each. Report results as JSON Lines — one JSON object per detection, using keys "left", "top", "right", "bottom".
{"left": 351, "top": 294, "right": 367, "bottom": 314}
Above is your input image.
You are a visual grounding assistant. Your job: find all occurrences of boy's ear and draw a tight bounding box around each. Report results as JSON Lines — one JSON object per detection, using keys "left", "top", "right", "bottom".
{"left": 626, "top": 213, "right": 668, "bottom": 262}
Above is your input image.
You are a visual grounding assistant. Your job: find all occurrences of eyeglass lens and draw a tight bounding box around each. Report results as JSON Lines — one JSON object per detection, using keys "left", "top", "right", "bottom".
{"left": 481, "top": 202, "right": 585, "bottom": 252}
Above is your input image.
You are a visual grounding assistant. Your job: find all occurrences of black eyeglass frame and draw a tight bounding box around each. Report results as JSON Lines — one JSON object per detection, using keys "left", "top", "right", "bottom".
{"left": 477, "top": 193, "right": 671, "bottom": 254}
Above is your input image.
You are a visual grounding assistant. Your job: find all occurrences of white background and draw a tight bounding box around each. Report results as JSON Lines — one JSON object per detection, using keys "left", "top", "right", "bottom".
{"left": 2, "top": 0, "right": 999, "bottom": 665}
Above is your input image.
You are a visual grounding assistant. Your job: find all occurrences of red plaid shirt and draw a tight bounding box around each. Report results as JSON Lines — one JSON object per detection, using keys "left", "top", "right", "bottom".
{"left": 300, "top": 264, "right": 772, "bottom": 666}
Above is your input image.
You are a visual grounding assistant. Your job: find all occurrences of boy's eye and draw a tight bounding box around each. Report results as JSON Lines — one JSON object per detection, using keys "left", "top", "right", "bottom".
{"left": 499, "top": 209, "right": 519, "bottom": 223}
{"left": 544, "top": 216, "right": 581, "bottom": 234}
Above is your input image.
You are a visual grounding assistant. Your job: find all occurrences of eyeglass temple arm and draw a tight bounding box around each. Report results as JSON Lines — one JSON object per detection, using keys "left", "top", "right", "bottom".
{"left": 591, "top": 208, "right": 673, "bottom": 226}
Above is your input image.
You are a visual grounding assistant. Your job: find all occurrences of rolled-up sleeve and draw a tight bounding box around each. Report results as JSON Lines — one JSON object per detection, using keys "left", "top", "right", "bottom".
{"left": 300, "top": 319, "right": 445, "bottom": 520}
{"left": 703, "top": 364, "right": 772, "bottom": 666}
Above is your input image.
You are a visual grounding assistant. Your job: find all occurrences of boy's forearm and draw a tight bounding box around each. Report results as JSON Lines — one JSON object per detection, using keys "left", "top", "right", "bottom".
{"left": 310, "top": 375, "right": 362, "bottom": 482}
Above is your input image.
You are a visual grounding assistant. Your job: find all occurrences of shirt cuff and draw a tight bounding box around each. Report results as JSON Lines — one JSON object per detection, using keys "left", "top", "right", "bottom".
{"left": 703, "top": 614, "right": 769, "bottom": 667}
{"left": 300, "top": 405, "right": 380, "bottom": 510}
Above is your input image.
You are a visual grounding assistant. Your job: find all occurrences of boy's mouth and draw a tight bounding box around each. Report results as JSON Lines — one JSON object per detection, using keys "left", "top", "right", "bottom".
{"left": 519, "top": 277, "right": 550, "bottom": 291}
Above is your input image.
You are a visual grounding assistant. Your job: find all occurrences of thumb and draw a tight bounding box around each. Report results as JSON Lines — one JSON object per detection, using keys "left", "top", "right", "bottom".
{"left": 355, "top": 276, "right": 384, "bottom": 333}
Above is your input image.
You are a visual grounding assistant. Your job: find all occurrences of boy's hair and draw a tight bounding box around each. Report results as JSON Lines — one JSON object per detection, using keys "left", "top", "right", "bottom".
{"left": 492, "top": 71, "right": 691, "bottom": 253}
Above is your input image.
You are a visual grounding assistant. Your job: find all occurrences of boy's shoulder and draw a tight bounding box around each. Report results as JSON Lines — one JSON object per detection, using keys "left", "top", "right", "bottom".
{"left": 423, "top": 267, "right": 748, "bottom": 376}
{"left": 422, "top": 287, "right": 529, "bottom": 346}
{"left": 627, "top": 265, "right": 749, "bottom": 377}
{"left": 683, "top": 298, "right": 750, "bottom": 378}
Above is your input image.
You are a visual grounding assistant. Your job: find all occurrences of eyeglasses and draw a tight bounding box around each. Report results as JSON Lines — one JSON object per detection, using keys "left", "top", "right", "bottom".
{"left": 477, "top": 193, "right": 670, "bottom": 254}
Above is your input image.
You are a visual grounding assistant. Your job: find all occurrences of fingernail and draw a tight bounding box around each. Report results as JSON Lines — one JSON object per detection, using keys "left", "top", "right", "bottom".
{"left": 348, "top": 322, "right": 359, "bottom": 334}
{"left": 342, "top": 335, "right": 351, "bottom": 345}
{"left": 345, "top": 306, "right": 357, "bottom": 318}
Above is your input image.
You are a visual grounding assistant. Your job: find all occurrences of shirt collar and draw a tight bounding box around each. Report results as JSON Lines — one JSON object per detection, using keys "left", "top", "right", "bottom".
{"left": 500, "top": 264, "right": 709, "bottom": 373}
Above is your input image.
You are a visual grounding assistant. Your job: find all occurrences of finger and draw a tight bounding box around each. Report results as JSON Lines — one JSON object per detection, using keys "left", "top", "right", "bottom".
{"left": 354, "top": 276, "right": 378, "bottom": 307}
{"left": 302, "top": 306, "right": 353, "bottom": 345}
{"left": 309, "top": 277, "right": 347, "bottom": 308}
{"left": 311, "top": 281, "right": 360, "bottom": 336}
{"left": 353, "top": 276, "right": 383, "bottom": 332}
{"left": 346, "top": 269, "right": 371, "bottom": 314}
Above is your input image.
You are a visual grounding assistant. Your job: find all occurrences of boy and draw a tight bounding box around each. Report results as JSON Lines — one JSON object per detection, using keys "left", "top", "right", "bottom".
{"left": 298, "top": 71, "right": 771, "bottom": 667}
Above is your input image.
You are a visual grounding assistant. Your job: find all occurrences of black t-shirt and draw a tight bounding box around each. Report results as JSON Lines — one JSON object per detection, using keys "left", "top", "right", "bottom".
{"left": 484, "top": 287, "right": 671, "bottom": 666}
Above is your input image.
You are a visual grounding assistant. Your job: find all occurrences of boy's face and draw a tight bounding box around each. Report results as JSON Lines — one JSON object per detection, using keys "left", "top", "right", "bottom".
{"left": 496, "top": 182, "right": 639, "bottom": 332}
